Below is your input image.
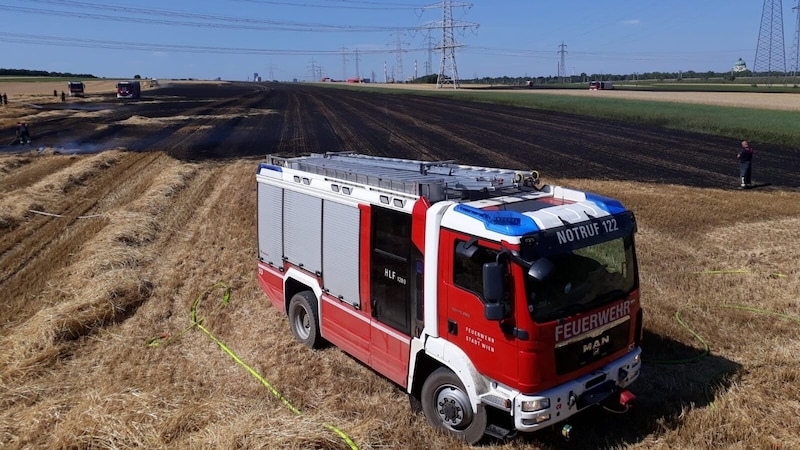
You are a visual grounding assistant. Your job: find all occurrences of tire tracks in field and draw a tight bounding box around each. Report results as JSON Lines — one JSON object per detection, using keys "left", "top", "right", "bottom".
{"left": 126, "top": 94, "right": 259, "bottom": 158}
{"left": 0, "top": 155, "right": 80, "bottom": 193}
{"left": 0, "top": 151, "right": 166, "bottom": 329}
{"left": 155, "top": 85, "right": 274, "bottom": 159}
{"left": 306, "top": 88, "right": 440, "bottom": 160}
{"left": 309, "top": 88, "right": 522, "bottom": 166}
{"left": 277, "top": 88, "right": 315, "bottom": 155}
{"left": 375, "top": 93, "right": 735, "bottom": 186}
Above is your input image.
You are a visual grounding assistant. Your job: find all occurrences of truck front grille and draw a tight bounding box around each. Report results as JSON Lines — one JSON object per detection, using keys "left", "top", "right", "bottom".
{"left": 554, "top": 318, "right": 630, "bottom": 375}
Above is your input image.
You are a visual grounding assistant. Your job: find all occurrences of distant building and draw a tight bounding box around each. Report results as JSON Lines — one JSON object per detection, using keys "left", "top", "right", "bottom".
{"left": 733, "top": 58, "right": 748, "bottom": 73}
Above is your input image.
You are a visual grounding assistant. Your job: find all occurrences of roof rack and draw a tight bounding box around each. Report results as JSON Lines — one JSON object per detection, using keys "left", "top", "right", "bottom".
{"left": 267, "top": 152, "right": 539, "bottom": 203}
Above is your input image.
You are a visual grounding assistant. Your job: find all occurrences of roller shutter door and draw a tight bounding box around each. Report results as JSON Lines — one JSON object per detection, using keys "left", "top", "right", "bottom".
{"left": 322, "top": 200, "right": 361, "bottom": 308}
{"left": 257, "top": 183, "right": 283, "bottom": 266}
{"left": 284, "top": 189, "right": 322, "bottom": 274}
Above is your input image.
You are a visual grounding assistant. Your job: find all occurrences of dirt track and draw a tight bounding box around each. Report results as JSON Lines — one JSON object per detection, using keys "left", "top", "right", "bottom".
{"left": 2, "top": 83, "right": 800, "bottom": 449}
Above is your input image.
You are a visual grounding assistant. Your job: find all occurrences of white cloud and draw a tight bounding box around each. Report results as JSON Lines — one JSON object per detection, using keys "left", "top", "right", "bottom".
{"left": 152, "top": 51, "right": 168, "bottom": 57}
{"left": 621, "top": 19, "right": 641, "bottom": 26}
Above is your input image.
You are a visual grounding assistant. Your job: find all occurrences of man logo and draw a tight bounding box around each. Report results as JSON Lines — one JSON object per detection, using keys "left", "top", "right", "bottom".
{"left": 583, "top": 335, "right": 611, "bottom": 356}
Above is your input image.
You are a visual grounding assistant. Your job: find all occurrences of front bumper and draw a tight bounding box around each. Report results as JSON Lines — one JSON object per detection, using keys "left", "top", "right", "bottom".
{"left": 511, "top": 348, "right": 641, "bottom": 432}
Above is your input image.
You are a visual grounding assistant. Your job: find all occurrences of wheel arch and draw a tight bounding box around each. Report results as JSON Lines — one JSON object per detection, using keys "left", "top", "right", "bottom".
{"left": 410, "top": 337, "right": 487, "bottom": 412}
{"left": 282, "top": 267, "right": 322, "bottom": 313}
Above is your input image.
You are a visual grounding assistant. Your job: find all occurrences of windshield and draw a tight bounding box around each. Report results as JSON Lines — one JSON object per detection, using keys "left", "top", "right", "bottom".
{"left": 526, "top": 235, "right": 636, "bottom": 323}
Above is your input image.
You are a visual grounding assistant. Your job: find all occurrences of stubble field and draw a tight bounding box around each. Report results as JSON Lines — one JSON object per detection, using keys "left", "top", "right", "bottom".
{"left": 1, "top": 81, "right": 799, "bottom": 449}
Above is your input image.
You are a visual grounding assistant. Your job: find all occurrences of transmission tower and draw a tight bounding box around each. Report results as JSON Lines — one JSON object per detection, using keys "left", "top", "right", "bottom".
{"left": 309, "top": 58, "right": 324, "bottom": 81}
{"left": 423, "top": 30, "right": 436, "bottom": 76}
{"left": 792, "top": 0, "right": 800, "bottom": 76}
{"left": 389, "top": 30, "right": 409, "bottom": 82}
{"left": 557, "top": 42, "right": 568, "bottom": 83}
{"left": 754, "top": 0, "right": 787, "bottom": 84}
{"left": 421, "top": 1, "right": 478, "bottom": 89}
{"left": 340, "top": 46, "right": 349, "bottom": 81}
{"left": 309, "top": 58, "right": 319, "bottom": 81}
{"left": 353, "top": 49, "right": 361, "bottom": 80}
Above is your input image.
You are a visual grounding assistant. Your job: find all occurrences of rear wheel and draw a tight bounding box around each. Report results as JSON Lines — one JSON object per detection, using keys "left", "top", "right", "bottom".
{"left": 421, "top": 367, "right": 487, "bottom": 444}
{"left": 287, "top": 291, "right": 323, "bottom": 349}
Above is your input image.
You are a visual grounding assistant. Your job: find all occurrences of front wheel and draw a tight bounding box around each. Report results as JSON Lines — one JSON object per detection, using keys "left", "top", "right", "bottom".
{"left": 421, "top": 367, "right": 487, "bottom": 444}
{"left": 287, "top": 291, "right": 323, "bottom": 349}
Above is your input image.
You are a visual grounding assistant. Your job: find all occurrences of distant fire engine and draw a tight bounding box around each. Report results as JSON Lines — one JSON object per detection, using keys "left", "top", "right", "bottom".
{"left": 589, "top": 81, "right": 614, "bottom": 90}
{"left": 256, "top": 152, "right": 643, "bottom": 443}
{"left": 116, "top": 80, "right": 141, "bottom": 99}
{"left": 67, "top": 81, "right": 85, "bottom": 97}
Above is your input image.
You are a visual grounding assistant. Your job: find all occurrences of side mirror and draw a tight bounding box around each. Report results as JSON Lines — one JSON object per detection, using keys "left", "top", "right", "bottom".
{"left": 483, "top": 262, "right": 505, "bottom": 302}
{"left": 483, "top": 262, "right": 507, "bottom": 321}
{"left": 528, "top": 258, "right": 554, "bottom": 282}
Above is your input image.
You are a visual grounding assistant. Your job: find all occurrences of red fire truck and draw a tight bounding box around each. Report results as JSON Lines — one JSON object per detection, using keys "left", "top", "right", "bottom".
{"left": 256, "top": 152, "right": 642, "bottom": 443}
{"left": 67, "top": 81, "right": 85, "bottom": 97}
{"left": 116, "top": 80, "right": 141, "bottom": 99}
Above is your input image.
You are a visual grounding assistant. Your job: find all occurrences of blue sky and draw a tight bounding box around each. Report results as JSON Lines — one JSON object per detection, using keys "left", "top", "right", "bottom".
{"left": 0, "top": 0, "right": 794, "bottom": 81}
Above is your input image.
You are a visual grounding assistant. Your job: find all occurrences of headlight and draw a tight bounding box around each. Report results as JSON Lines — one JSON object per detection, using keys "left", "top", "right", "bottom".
{"left": 521, "top": 398, "right": 550, "bottom": 412}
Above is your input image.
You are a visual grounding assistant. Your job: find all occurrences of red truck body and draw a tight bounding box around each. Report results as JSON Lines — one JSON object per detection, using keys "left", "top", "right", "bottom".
{"left": 256, "top": 152, "right": 642, "bottom": 443}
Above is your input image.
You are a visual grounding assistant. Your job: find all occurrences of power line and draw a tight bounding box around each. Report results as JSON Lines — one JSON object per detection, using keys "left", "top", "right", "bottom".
{"left": 0, "top": 31, "right": 415, "bottom": 56}
{"left": 0, "top": 2, "right": 420, "bottom": 33}
{"left": 231, "top": 0, "right": 426, "bottom": 10}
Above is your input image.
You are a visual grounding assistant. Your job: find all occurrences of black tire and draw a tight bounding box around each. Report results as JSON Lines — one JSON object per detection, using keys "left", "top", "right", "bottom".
{"left": 287, "top": 291, "right": 323, "bottom": 349}
{"left": 421, "top": 367, "right": 487, "bottom": 445}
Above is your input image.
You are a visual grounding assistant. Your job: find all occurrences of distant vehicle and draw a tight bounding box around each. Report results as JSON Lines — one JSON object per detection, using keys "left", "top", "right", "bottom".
{"left": 116, "top": 81, "right": 141, "bottom": 99}
{"left": 589, "top": 81, "right": 614, "bottom": 90}
{"left": 67, "top": 81, "right": 85, "bottom": 97}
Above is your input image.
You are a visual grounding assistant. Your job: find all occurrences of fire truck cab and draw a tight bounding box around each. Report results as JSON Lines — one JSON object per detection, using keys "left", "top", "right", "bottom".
{"left": 256, "top": 152, "right": 642, "bottom": 443}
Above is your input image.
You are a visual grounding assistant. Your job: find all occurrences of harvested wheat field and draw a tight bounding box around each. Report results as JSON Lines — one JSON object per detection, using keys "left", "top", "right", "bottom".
{"left": 1, "top": 82, "right": 799, "bottom": 449}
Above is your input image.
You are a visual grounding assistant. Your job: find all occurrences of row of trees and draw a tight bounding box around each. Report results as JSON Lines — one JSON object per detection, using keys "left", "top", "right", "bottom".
{"left": 0, "top": 68, "right": 97, "bottom": 78}
{"left": 412, "top": 70, "right": 773, "bottom": 85}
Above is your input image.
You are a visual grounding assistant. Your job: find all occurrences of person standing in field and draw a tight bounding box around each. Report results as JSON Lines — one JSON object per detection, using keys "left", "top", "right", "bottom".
{"left": 737, "top": 140, "right": 754, "bottom": 189}
{"left": 15, "top": 122, "right": 31, "bottom": 144}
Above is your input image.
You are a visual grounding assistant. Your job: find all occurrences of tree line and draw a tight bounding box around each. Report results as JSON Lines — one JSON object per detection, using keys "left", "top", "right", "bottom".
{"left": 0, "top": 68, "right": 97, "bottom": 78}
{"left": 412, "top": 70, "right": 769, "bottom": 85}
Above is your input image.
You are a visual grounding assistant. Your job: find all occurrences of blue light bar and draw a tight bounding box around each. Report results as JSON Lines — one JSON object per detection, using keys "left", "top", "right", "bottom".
{"left": 454, "top": 204, "right": 540, "bottom": 236}
{"left": 258, "top": 163, "right": 283, "bottom": 174}
{"left": 585, "top": 193, "right": 627, "bottom": 215}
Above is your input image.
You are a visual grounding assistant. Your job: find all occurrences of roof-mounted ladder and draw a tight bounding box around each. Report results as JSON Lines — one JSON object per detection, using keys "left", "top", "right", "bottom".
{"left": 266, "top": 152, "right": 539, "bottom": 203}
